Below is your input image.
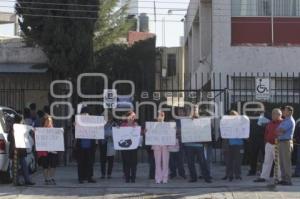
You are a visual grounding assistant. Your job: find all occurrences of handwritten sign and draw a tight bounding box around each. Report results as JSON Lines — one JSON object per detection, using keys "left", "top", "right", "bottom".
{"left": 35, "top": 128, "right": 65, "bottom": 151}
{"left": 112, "top": 127, "right": 141, "bottom": 150}
{"left": 145, "top": 122, "right": 176, "bottom": 146}
{"left": 181, "top": 118, "right": 212, "bottom": 143}
{"left": 75, "top": 115, "right": 105, "bottom": 139}
{"left": 220, "top": 115, "right": 250, "bottom": 139}
{"left": 13, "top": 124, "right": 33, "bottom": 149}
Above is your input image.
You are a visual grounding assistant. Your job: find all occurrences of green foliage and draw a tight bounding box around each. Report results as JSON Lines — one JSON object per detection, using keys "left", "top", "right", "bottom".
{"left": 94, "top": 0, "right": 133, "bottom": 52}
{"left": 95, "top": 37, "right": 156, "bottom": 95}
{"left": 15, "top": 0, "right": 99, "bottom": 77}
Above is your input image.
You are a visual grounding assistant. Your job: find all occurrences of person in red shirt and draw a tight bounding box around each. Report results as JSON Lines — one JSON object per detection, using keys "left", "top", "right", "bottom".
{"left": 254, "top": 108, "right": 282, "bottom": 182}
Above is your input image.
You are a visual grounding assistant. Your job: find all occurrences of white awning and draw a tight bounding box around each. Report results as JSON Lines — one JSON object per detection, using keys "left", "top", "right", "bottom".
{"left": 0, "top": 63, "right": 48, "bottom": 73}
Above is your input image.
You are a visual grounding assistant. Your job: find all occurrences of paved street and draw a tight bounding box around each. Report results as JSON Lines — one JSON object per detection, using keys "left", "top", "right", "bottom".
{"left": 0, "top": 164, "right": 300, "bottom": 199}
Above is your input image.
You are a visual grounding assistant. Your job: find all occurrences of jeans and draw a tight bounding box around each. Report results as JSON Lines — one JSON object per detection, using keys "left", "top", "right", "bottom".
{"left": 77, "top": 148, "right": 94, "bottom": 181}
{"left": 295, "top": 146, "right": 300, "bottom": 175}
{"left": 169, "top": 146, "right": 186, "bottom": 177}
{"left": 17, "top": 156, "right": 31, "bottom": 183}
{"left": 147, "top": 148, "right": 155, "bottom": 179}
{"left": 186, "top": 146, "right": 210, "bottom": 180}
{"left": 99, "top": 142, "right": 114, "bottom": 176}
{"left": 203, "top": 143, "right": 213, "bottom": 177}
{"left": 122, "top": 150, "right": 138, "bottom": 182}
{"left": 226, "top": 145, "right": 242, "bottom": 178}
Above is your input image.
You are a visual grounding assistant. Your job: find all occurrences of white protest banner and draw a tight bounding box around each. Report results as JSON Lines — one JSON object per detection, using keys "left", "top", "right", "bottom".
{"left": 13, "top": 124, "right": 33, "bottom": 149}
{"left": 75, "top": 115, "right": 105, "bottom": 139}
{"left": 145, "top": 122, "right": 176, "bottom": 146}
{"left": 220, "top": 115, "right": 250, "bottom": 139}
{"left": 181, "top": 118, "right": 212, "bottom": 143}
{"left": 112, "top": 127, "right": 141, "bottom": 150}
{"left": 35, "top": 128, "right": 65, "bottom": 151}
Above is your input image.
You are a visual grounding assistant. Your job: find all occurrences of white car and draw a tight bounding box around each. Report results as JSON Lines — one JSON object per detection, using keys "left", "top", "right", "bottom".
{"left": 0, "top": 107, "right": 37, "bottom": 183}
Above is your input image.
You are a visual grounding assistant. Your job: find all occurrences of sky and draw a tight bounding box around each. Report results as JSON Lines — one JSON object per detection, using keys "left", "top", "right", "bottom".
{"left": 0, "top": 0, "right": 190, "bottom": 47}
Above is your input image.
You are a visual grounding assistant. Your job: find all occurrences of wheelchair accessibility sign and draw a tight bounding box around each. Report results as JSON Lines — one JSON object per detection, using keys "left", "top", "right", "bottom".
{"left": 255, "top": 78, "right": 270, "bottom": 100}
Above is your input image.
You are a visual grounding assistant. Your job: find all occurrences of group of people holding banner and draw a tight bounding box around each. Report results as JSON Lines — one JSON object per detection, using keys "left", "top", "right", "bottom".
{"left": 9, "top": 103, "right": 297, "bottom": 186}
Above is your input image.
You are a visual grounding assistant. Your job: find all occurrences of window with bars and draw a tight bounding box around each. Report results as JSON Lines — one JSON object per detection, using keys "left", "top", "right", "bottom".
{"left": 167, "top": 54, "right": 176, "bottom": 76}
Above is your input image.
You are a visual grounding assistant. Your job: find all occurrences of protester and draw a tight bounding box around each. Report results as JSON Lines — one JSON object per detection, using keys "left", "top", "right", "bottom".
{"left": 151, "top": 111, "right": 170, "bottom": 184}
{"left": 99, "top": 111, "right": 118, "bottom": 179}
{"left": 254, "top": 108, "right": 282, "bottom": 182}
{"left": 293, "top": 121, "right": 300, "bottom": 177}
{"left": 7, "top": 113, "right": 35, "bottom": 186}
{"left": 224, "top": 110, "right": 243, "bottom": 182}
{"left": 185, "top": 108, "right": 212, "bottom": 183}
{"left": 37, "top": 114, "right": 58, "bottom": 185}
{"left": 29, "top": 103, "right": 41, "bottom": 127}
{"left": 277, "top": 106, "right": 295, "bottom": 185}
{"left": 169, "top": 108, "right": 186, "bottom": 179}
{"left": 121, "top": 111, "right": 139, "bottom": 183}
{"left": 248, "top": 110, "right": 269, "bottom": 176}
{"left": 75, "top": 107, "right": 96, "bottom": 184}
{"left": 23, "top": 108, "right": 33, "bottom": 126}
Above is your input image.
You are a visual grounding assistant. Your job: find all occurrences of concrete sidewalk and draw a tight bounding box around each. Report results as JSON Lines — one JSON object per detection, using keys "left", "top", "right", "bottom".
{"left": 0, "top": 164, "right": 300, "bottom": 199}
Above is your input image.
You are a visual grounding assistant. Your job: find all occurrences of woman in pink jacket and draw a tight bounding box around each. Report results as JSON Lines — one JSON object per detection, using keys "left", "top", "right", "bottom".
{"left": 152, "top": 111, "right": 170, "bottom": 184}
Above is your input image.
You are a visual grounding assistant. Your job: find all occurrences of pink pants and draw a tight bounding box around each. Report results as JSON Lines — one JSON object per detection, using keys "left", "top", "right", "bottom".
{"left": 153, "top": 145, "right": 170, "bottom": 183}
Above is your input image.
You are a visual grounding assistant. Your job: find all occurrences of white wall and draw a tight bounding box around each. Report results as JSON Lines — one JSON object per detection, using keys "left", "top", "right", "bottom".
{"left": 212, "top": 0, "right": 300, "bottom": 76}
{"left": 184, "top": 0, "right": 212, "bottom": 90}
{"left": 0, "top": 38, "right": 47, "bottom": 63}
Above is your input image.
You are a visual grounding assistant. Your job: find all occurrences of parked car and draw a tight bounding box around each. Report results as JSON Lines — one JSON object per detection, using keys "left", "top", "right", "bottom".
{"left": 0, "top": 106, "right": 37, "bottom": 183}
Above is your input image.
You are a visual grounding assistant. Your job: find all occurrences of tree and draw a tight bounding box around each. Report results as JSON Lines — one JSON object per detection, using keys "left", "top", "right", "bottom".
{"left": 93, "top": 0, "right": 133, "bottom": 52}
{"left": 15, "top": 0, "right": 99, "bottom": 78}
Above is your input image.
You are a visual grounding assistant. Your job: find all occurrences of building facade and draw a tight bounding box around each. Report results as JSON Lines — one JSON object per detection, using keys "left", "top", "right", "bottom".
{"left": 0, "top": 37, "right": 50, "bottom": 111}
{"left": 155, "top": 47, "right": 185, "bottom": 107}
{"left": 184, "top": 0, "right": 300, "bottom": 104}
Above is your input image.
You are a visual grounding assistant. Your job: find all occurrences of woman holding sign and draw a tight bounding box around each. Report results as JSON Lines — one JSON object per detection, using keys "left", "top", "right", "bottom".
{"left": 121, "top": 111, "right": 139, "bottom": 183}
{"left": 151, "top": 111, "right": 170, "bottom": 184}
{"left": 37, "top": 114, "right": 58, "bottom": 185}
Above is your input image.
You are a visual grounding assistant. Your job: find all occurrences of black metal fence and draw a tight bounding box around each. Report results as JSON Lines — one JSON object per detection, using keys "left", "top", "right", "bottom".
{"left": 1, "top": 72, "right": 299, "bottom": 164}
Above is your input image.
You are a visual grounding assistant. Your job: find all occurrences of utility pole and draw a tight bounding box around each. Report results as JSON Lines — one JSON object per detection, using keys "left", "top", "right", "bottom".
{"left": 154, "top": 1, "right": 157, "bottom": 34}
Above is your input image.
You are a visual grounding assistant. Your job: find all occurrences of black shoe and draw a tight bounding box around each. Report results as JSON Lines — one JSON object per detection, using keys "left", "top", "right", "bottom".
{"left": 188, "top": 179, "right": 197, "bottom": 183}
{"left": 278, "top": 181, "right": 292, "bottom": 186}
{"left": 101, "top": 176, "right": 105, "bottom": 179}
{"left": 79, "top": 180, "right": 84, "bottom": 184}
{"left": 180, "top": 175, "right": 187, "bottom": 180}
{"left": 247, "top": 172, "right": 256, "bottom": 176}
{"left": 204, "top": 179, "right": 212, "bottom": 183}
{"left": 131, "top": 179, "right": 135, "bottom": 183}
{"left": 25, "top": 181, "right": 35, "bottom": 186}
{"left": 15, "top": 182, "right": 23, "bottom": 186}
{"left": 229, "top": 177, "right": 233, "bottom": 182}
{"left": 50, "top": 179, "right": 56, "bottom": 185}
{"left": 254, "top": 178, "right": 266, "bottom": 183}
{"left": 107, "top": 175, "right": 111, "bottom": 179}
{"left": 235, "top": 176, "right": 242, "bottom": 180}
{"left": 169, "top": 174, "right": 176, "bottom": 179}
{"left": 222, "top": 176, "right": 228, "bottom": 180}
{"left": 198, "top": 176, "right": 203, "bottom": 179}
{"left": 125, "top": 179, "right": 130, "bottom": 183}
{"left": 88, "top": 178, "right": 96, "bottom": 183}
